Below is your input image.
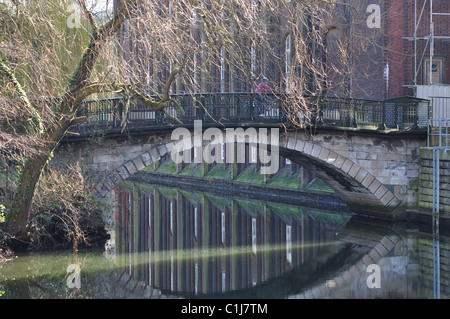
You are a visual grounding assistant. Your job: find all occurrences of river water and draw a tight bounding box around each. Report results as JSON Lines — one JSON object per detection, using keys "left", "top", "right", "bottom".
{"left": 0, "top": 180, "right": 448, "bottom": 299}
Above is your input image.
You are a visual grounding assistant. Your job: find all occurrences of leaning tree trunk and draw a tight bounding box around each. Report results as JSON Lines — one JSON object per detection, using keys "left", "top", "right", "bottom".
{"left": 6, "top": 153, "right": 49, "bottom": 237}
{"left": 4, "top": 0, "right": 140, "bottom": 242}
{"left": 6, "top": 121, "right": 71, "bottom": 239}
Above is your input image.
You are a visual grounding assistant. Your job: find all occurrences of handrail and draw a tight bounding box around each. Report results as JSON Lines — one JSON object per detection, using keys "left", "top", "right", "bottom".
{"left": 69, "top": 93, "right": 429, "bottom": 136}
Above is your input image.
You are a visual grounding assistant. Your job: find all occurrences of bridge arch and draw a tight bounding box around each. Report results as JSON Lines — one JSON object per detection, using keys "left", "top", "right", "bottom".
{"left": 90, "top": 127, "right": 422, "bottom": 219}
{"left": 279, "top": 136, "right": 401, "bottom": 218}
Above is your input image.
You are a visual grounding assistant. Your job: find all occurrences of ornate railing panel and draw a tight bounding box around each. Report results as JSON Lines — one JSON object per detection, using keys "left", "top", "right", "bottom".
{"left": 70, "top": 93, "right": 429, "bottom": 136}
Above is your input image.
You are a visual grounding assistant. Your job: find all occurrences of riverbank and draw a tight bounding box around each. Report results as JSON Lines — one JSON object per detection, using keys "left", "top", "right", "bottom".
{"left": 0, "top": 164, "right": 110, "bottom": 258}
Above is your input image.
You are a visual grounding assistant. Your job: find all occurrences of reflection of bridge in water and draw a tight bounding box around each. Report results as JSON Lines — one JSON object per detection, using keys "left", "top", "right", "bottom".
{"left": 114, "top": 182, "right": 347, "bottom": 297}
{"left": 84, "top": 182, "right": 446, "bottom": 299}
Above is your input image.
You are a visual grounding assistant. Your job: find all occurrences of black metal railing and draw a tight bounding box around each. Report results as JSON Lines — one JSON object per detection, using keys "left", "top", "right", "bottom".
{"left": 69, "top": 93, "right": 429, "bottom": 136}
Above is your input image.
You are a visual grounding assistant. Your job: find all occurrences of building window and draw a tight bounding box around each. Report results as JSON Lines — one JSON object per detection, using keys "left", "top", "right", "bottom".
{"left": 251, "top": 145, "right": 257, "bottom": 163}
{"left": 286, "top": 225, "right": 292, "bottom": 264}
{"left": 124, "top": 19, "right": 130, "bottom": 38}
{"left": 252, "top": 217, "right": 257, "bottom": 254}
{"left": 220, "top": 47, "right": 225, "bottom": 93}
{"left": 194, "top": 206, "right": 198, "bottom": 239}
{"left": 285, "top": 34, "right": 292, "bottom": 93}
{"left": 251, "top": 40, "right": 256, "bottom": 80}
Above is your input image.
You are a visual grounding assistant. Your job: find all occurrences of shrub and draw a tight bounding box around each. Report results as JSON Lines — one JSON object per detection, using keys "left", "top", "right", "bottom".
{"left": 27, "top": 163, "right": 110, "bottom": 251}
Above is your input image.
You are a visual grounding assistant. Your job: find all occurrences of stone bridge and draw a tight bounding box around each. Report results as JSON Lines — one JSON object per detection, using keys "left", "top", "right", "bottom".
{"left": 58, "top": 124, "right": 426, "bottom": 219}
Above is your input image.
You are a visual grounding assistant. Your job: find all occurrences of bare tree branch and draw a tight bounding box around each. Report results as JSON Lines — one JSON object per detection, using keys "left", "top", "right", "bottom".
{"left": 77, "top": 0, "right": 99, "bottom": 34}
{"left": 0, "top": 58, "right": 44, "bottom": 135}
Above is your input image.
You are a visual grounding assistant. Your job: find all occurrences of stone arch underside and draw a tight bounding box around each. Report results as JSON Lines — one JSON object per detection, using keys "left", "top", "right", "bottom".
{"left": 95, "top": 132, "right": 404, "bottom": 219}
{"left": 279, "top": 145, "right": 401, "bottom": 218}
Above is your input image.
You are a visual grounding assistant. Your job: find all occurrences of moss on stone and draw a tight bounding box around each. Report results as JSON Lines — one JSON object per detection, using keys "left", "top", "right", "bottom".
{"left": 179, "top": 163, "right": 198, "bottom": 176}
{"left": 304, "top": 178, "right": 335, "bottom": 193}
{"left": 205, "top": 164, "right": 232, "bottom": 180}
{"left": 267, "top": 167, "right": 302, "bottom": 189}
{"left": 235, "top": 165, "right": 265, "bottom": 184}
{"left": 155, "top": 159, "right": 178, "bottom": 175}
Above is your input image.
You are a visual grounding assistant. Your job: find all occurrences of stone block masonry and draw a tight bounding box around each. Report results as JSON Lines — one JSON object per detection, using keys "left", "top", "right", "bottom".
{"left": 418, "top": 148, "right": 450, "bottom": 214}
{"left": 57, "top": 127, "right": 427, "bottom": 218}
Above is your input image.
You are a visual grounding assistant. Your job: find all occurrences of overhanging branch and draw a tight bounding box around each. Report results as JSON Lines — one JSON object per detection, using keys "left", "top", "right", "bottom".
{"left": 0, "top": 58, "right": 44, "bottom": 135}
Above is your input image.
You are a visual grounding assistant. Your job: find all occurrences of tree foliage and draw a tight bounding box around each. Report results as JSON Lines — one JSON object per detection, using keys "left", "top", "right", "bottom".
{"left": 0, "top": 0, "right": 385, "bottom": 245}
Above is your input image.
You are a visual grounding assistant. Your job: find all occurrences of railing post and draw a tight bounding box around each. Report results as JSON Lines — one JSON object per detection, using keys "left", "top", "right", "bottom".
{"left": 413, "top": 100, "right": 419, "bottom": 129}
{"left": 118, "top": 99, "right": 124, "bottom": 128}
{"left": 317, "top": 96, "right": 323, "bottom": 126}
{"left": 236, "top": 93, "right": 241, "bottom": 121}
{"left": 378, "top": 100, "right": 386, "bottom": 131}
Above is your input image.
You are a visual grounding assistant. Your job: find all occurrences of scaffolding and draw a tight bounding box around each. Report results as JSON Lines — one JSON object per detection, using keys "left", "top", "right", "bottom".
{"left": 427, "top": 117, "right": 450, "bottom": 299}
{"left": 416, "top": 2, "right": 450, "bottom": 297}
{"left": 403, "top": 0, "right": 450, "bottom": 87}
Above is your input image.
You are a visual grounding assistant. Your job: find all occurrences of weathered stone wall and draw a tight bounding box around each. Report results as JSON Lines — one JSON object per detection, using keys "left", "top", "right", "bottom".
{"left": 57, "top": 133, "right": 174, "bottom": 172}
{"left": 419, "top": 147, "right": 450, "bottom": 214}
{"left": 281, "top": 131, "right": 425, "bottom": 215}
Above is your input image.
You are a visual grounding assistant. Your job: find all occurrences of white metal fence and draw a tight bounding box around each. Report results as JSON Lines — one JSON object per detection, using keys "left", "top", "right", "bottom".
{"left": 416, "top": 85, "right": 450, "bottom": 127}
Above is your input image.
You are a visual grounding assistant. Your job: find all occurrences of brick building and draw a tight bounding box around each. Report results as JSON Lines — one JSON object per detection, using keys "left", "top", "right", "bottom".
{"left": 324, "top": 0, "right": 450, "bottom": 99}
{"left": 114, "top": 0, "right": 450, "bottom": 101}
{"left": 383, "top": 0, "right": 450, "bottom": 97}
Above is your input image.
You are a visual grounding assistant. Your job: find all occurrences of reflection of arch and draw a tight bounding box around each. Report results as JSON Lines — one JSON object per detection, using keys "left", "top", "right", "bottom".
{"left": 187, "top": 215, "right": 401, "bottom": 299}
{"left": 288, "top": 215, "right": 401, "bottom": 299}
